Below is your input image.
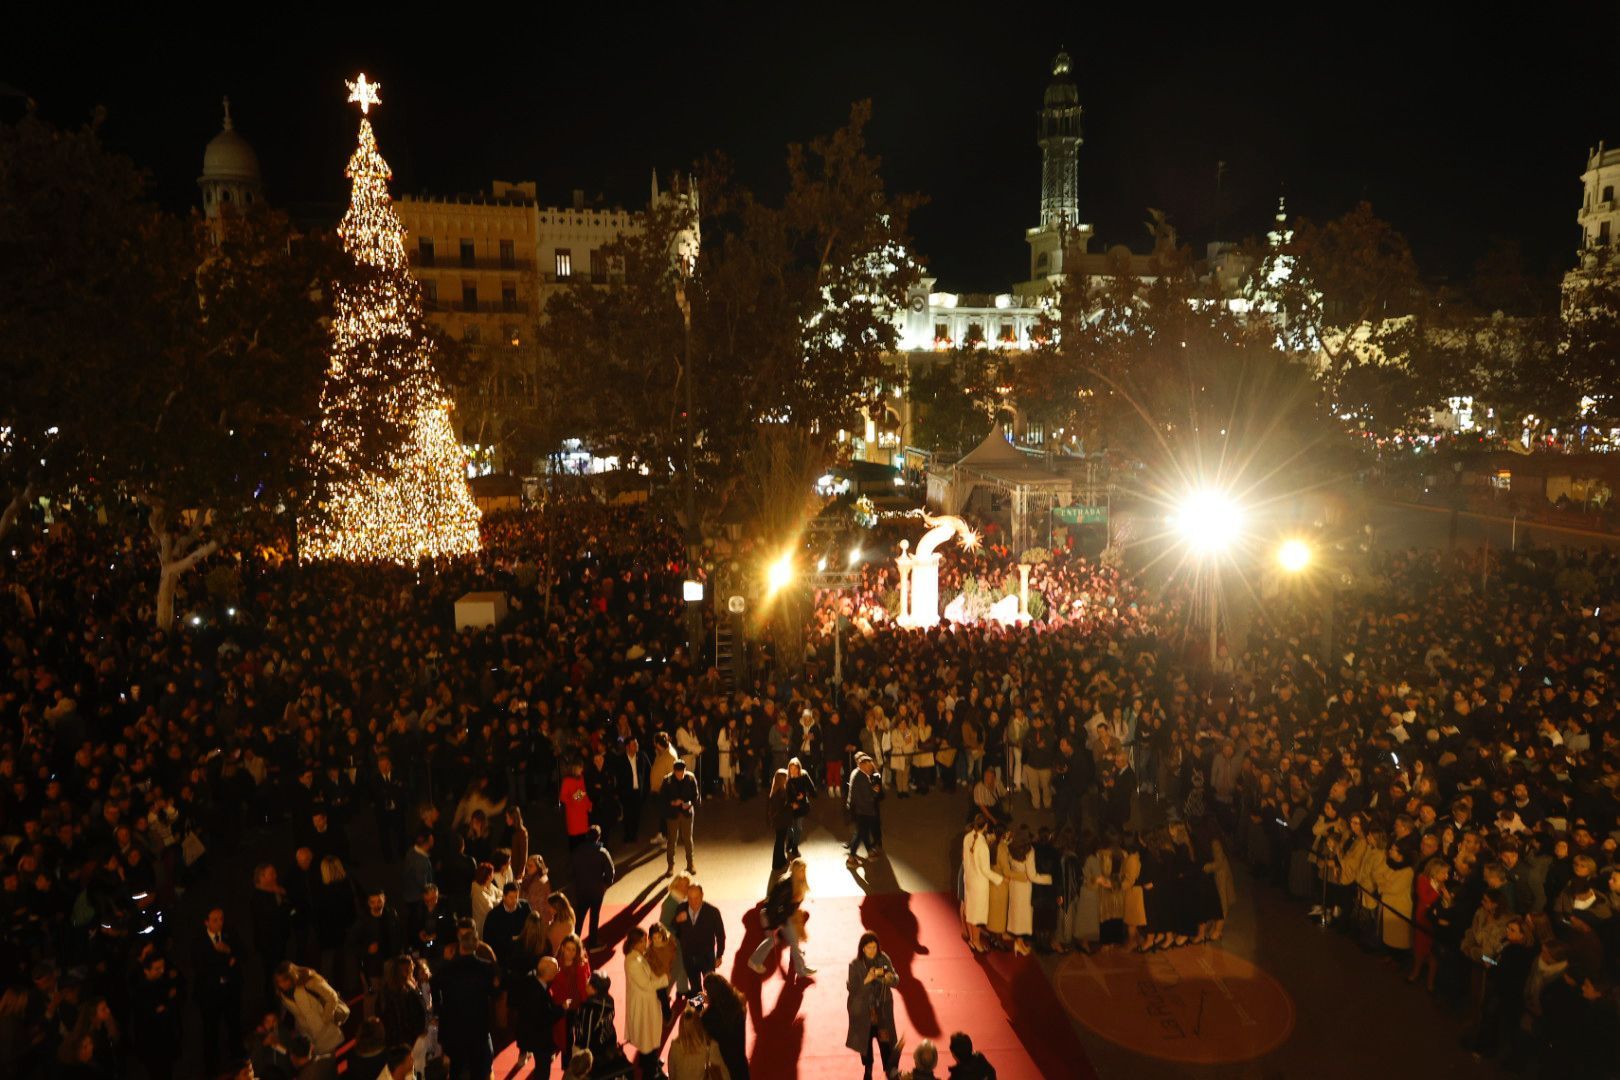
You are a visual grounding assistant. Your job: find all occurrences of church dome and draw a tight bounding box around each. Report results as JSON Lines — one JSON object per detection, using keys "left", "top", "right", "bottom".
{"left": 1044, "top": 50, "right": 1079, "bottom": 109}
{"left": 200, "top": 99, "right": 260, "bottom": 183}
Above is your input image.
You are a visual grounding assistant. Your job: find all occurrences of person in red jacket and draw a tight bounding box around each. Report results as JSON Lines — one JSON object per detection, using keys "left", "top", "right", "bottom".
{"left": 560, "top": 760, "right": 592, "bottom": 849}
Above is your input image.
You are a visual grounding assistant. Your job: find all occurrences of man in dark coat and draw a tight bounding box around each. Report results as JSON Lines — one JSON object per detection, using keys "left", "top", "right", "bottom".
{"left": 437, "top": 927, "right": 500, "bottom": 1080}
{"left": 846, "top": 754, "right": 884, "bottom": 867}
{"left": 369, "top": 753, "right": 408, "bottom": 864}
{"left": 349, "top": 887, "right": 404, "bottom": 991}
{"left": 405, "top": 882, "right": 456, "bottom": 959}
{"left": 482, "top": 881, "right": 533, "bottom": 975}
{"left": 662, "top": 760, "right": 701, "bottom": 876}
{"left": 569, "top": 825, "right": 617, "bottom": 946}
{"left": 609, "top": 736, "right": 648, "bottom": 844}
{"left": 673, "top": 882, "right": 726, "bottom": 991}
{"left": 947, "top": 1031, "right": 997, "bottom": 1079}
{"left": 195, "top": 907, "right": 244, "bottom": 1077}
{"left": 508, "top": 956, "right": 564, "bottom": 1075}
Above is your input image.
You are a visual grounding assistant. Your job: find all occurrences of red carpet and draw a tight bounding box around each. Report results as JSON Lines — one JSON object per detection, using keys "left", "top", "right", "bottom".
{"left": 491, "top": 891, "right": 1096, "bottom": 1079}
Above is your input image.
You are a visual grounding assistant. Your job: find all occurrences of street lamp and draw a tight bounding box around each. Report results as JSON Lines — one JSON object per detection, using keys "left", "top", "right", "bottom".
{"left": 1276, "top": 537, "right": 1313, "bottom": 575}
{"left": 1169, "top": 487, "right": 1244, "bottom": 666}
{"left": 766, "top": 552, "right": 795, "bottom": 598}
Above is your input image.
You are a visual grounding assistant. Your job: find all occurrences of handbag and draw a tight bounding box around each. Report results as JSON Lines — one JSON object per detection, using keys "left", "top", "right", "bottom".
{"left": 181, "top": 830, "right": 207, "bottom": 867}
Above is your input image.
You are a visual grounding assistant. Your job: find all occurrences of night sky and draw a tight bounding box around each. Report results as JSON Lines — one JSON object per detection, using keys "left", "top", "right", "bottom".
{"left": 6, "top": 7, "right": 1618, "bottom": 294}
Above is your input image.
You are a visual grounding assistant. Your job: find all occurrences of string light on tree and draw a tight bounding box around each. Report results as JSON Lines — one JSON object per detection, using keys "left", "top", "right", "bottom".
{"left": 298, "top": 73, "right": 481, "bottom": 563}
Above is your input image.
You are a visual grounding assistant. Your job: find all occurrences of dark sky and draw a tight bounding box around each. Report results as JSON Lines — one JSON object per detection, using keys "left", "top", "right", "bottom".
{"left": 7, "top": 6, "right": 1618, "bottom": 293}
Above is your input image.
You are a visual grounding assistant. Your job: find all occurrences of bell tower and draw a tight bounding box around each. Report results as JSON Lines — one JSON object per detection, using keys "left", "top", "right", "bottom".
{"left": 1026, "top": 50, "right": 1092, "bottom": 284}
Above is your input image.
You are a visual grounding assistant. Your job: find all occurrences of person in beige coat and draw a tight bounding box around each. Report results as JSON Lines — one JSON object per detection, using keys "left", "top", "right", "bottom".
{"left": 272, "top": 962, "right": 349, "bottom": 1055}
{"left": 1120, "top": 839, "right": 1146, "bottom": 951}
{"left": 623, "top": 927, "right": 670, "bottom": 1076}
{"left": 1372, "top": 844, "right": 1415, "bottom": 951}
{"left": 986, "top": 830, "right": 1013, "bottom": 941}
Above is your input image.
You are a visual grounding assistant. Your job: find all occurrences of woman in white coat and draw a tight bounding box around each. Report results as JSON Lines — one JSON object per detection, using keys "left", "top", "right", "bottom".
{"left": 962, "top": 816, "right": 1003, "bottom": 953}
{"left": 1005, "top": 827, "right": 1052, "bottom": 955}
{"left": 623, "top": 927, "right": 670, "bottom": 1076}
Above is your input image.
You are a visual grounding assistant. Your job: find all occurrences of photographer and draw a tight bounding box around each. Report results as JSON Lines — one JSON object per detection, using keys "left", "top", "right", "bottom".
{"left": 845, "top": 931, "right": 900, "bottom": 1080}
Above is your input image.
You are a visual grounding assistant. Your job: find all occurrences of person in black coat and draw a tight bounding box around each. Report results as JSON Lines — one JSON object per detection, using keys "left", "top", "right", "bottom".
{"left": 482, "top": 882, "right": 533, "bottom": 975}
{"left": 785, "top": 758, "right": 816, "bottom": 858}
{"left": 767, "top": 768, "right": 793, "bottom": 872}
{"left": 508, "top": 956, "right": 564, "bottom": 1075}
{"left": 405, "top": 883, "right": 456, "bottom": 959}
{"left": 569, "top": 826, "right": 617, "bottom": 946}
{"left": 250, "top": 862, "right": 293, "bottom": 994}
{"left": 701, "top": 973, "right": 750, "bottom": 1080}
{"left": 662, "top": 761, "right": 701, "bottom": 876}
{"left": 436, "top": 928, "right": 500, "bottom": 1080}
{"left": 609, "top": 737, "right": 650, "bottom": 844}
{"left": 194, "top": 907, "right": 244, "bottom": 1077}
{"left": 349, "top": 887, "right": 404, "bottom": 992}
{"left": 369, "top": 753, "right": 409, "bottom": 865}
{"left": 673, "top": 883, "right": 726, "bottom": 991}
{"left": 129, "top": 950, "right": 185, "bottom": 1080}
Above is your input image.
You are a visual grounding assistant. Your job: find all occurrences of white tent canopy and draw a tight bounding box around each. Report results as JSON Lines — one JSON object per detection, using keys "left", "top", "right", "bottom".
{"left": 927, "top": 429, "right": 1073, "bottom": 550}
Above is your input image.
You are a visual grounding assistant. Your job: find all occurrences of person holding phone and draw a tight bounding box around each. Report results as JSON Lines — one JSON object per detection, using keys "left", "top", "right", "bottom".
{"left": 845, "top": 931, "right": 900, "bottom": 1080}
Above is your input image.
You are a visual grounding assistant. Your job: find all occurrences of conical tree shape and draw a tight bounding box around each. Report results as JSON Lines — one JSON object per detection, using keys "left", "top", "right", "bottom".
{"left": 299, "top": 115, "right": 481, "bottom": 562}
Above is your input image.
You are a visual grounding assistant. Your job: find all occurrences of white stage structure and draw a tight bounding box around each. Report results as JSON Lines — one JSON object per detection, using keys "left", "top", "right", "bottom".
{"left": 896, "top": 514, "right": 977, "bottom": 628}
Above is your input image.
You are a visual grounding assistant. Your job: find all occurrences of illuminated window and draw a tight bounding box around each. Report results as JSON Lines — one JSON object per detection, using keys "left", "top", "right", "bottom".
{"left": 998, "top": 322, "right": 1016, "bottom": 342}
{"left": 499, "top": 239, "right": 515, "bottom": 268}
{"left": 419, "top": 238, "right": 435, "bottom": 265}
{"left": 460, "top": 239, "right": 475, "bottom": 267}
{"left": 555, "top": 249, "right": 572, "bottom": 279}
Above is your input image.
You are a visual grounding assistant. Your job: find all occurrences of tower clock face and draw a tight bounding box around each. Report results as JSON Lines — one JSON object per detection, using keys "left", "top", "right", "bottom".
{"left": 909, "top": 296, "right": 926, "bottom": 313}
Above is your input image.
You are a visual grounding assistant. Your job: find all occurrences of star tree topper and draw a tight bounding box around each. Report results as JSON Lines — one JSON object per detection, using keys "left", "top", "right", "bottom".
{"left": 346, "top": 72, "right": 381, "bottom": 114}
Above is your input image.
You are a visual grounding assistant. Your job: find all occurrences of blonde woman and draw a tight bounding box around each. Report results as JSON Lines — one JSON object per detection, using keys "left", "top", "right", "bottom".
{"left": 547, "top": 893, "right": 577, "bottom": 956}
{"left": 748, "top": 858, "right": 815, "bottom": 979}
{"left": 667, "top": 1006, "right": 727, "bottom": 1080}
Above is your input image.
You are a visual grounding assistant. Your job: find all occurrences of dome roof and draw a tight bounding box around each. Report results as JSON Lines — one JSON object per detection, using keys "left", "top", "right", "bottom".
{"left": 1044, "top": 50, "right": 1079, "bottom": 109}
{"left": 200, "top": 98, "right": 260, "bottom": 183}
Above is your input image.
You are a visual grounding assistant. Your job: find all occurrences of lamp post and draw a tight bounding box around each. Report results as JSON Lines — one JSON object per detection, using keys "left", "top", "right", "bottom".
{"left": 674, "top": 269, "right": 703, "bottom": 668}
{"left": 1169, "top": 488, "right": 1244, "bottom": 667}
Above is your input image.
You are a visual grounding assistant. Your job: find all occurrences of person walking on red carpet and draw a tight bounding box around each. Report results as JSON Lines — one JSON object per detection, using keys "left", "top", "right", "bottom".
{"left": 748, "top": 858, "right": 815, "bottom": 981}
{"left": 673, "top": 883, "right": 726, "bottom": 993}
{"left": 846, "top": 931, "right": 901, "bottom": 1080}
{"left": 846, "top": 754, "right": 885, "bottom": 868}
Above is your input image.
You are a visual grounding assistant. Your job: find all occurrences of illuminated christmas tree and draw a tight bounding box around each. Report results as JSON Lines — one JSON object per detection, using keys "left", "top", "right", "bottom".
{"left": 299, "top": 74, "right": 481, "bottom": 563}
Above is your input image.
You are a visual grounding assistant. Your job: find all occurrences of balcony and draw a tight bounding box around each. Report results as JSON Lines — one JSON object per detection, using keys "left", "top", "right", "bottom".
{"left": 412, "top": 254, "right": 534, "bottom": 272}
{"left": 541, "top": 271, "right": 610, "bottom": 285}
{"left": 424, "top": 299, "right": 530, "bottom": 314}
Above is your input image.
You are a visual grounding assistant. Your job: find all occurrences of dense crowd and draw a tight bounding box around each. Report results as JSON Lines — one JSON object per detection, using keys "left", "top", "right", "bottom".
{"left": 3, "top": 492, "right": 1619, "bottom": 1078}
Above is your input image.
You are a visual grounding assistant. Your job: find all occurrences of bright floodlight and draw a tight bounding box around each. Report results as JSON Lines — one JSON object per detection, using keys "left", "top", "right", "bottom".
{"left": 847, "top": 546, "right": 863, "bottom": 567}
{"left": 1277, "top": 538, "right": 1313, "bottom": 574}
{"left": 1170, "top": 488, "right": 1244, "bottom": 556}
{"left": 682, "top": 580, "right": 704, "bottom": 603}
{"left": 766, "top": 552, "right": 795, "bottom": 597}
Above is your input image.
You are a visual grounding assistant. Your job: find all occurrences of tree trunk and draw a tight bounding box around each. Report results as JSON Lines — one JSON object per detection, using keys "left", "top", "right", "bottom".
{"left": 147, "top": 499, "right": 222, "bottom": 629}
{"left": 0, "top": 484, "right": 35, "bottom": 536}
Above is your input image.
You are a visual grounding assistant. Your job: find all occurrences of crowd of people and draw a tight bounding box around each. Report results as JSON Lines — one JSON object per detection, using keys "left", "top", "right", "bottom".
{"left": 3, "top": 489, "right": 1619, "bottom": 1077}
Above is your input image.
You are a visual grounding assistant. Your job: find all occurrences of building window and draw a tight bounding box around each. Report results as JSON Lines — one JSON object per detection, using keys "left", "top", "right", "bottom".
{"left": 421, "top": 279, "right": 438, "bottom": 303}
{"left": 590, "top": 248, "right": 606, "bottom": 281}
{"left": 1603, "top": 221, "right": 1612, "bottom": 246}
{"left": 462, "top": 281, "right": 478, "bottom": 309}
{"left": 500, "top": 239, "right": 515, "bottom": 268}
{"left": 555, "top": 249, "right": 572, "bottom": 279}
{"left": 934, "top": 323, "right": 950, "bottom": 342}
{"left": 998, "top": 322, "right": 1016, "bottom": 342}
{"left": 1606, "top": 185, "right": 1615, "bottom": 203}
{"left": 503, "top": 325, "right": 520, "bottom": 347}
{"left": 463, "top": 323, "right": 481, "bottom": 343}
{"left": 501, "top": 283, "right": 518, "bottom": 312}
{"left": 419, "top": 238, "right": 435, "bottom": 266}
{"left": 460, "top": 239, "right": 475, "bottom": 267}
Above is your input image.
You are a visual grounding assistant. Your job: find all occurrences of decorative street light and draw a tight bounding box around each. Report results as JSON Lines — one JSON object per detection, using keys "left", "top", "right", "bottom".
{"left": 1169, "top": 487, "right": 1245, "bottom": 665}
{"left": 1276, "top": 537, "right": 1313, "bottom": 575}
{"left": 766, "top": 551, "right": 795, "bottom": 598}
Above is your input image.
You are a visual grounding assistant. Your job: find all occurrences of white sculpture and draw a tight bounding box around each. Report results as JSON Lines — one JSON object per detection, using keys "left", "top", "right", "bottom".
{"left": 896, "top": 514, "right": 978, "bottom": 629}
